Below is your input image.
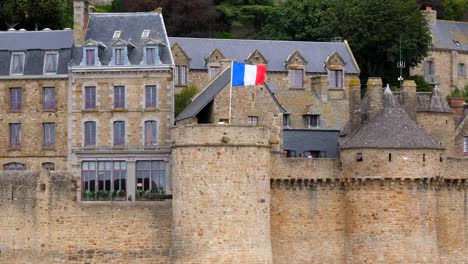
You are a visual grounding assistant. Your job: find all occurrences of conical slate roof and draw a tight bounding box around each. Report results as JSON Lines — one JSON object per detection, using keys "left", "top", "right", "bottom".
{"left": 341, "top": 86, "right": 442, "bottom": 150}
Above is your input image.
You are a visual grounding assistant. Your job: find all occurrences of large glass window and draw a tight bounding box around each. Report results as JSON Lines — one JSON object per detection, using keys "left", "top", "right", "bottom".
{"left": 136, "top": 161, "right": 165, "bottom": 196}
{"left": 43, "top": 87, "right": 55, "bottom": 111}
{"left": 10, "top": 52, "right": 25, "bottom": 75}
{"left": 44, "top": 52, "right": 58, "bottom": 74}
{"left": 113, "top": 121, "right": 125, "bottom": 146}
{"left": 84, "top": 121, "right": 96, "bottom": 146}
{"left": 85, "top": 86, "right": 96, "bottom": 109}
{"left": 3, "top": 162, "right": 26, "bottom": 170}
{"left": 289, "top": 69, "right": 303, "bottom": 88}
{"left": 10, "top": 88, "right": 22, "bottom": 111}
{"left": 43, "top": 123, "right": 55, "bottom": 147}
{"left": 145, "top": 85, "right": 157, "bottom": 108}
{"left": 114, "top": 86, "right": 125, "bottom": 109}
{"left": 145, "top": 120, "right": 157, "bottom": 146}
{"left": 9, "top": 123, "right": 21, "bottom": 148}
{"left": 81, "top": 161, "right": 127, "bottom": 201}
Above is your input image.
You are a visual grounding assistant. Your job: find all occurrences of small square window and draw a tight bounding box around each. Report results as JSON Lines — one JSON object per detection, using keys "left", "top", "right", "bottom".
{"left": 248, "top": 116, "right": 258, "bottom": 125}
{"left": 141, "top": 30, "right": 150, "bottom": 39}
{"left": 307, "top": 115, "right": 320, "bottom": 128}
{"left": 44, "top": 52, "right": 59, "bottom": 74}
{"left": 10, "top": 52, "right": 25, "bottom": 75}
{"left": 112, "top": 31, "right": 121, "bottom": 39}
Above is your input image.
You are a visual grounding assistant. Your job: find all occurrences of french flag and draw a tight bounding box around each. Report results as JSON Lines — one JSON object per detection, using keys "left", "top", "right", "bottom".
{"left": 231, "top": 61, "right": 267, "bottom": 87}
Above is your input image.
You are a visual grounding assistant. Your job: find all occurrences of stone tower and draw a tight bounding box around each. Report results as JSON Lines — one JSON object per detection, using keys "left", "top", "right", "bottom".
{"left": 73, "top": 0, "right": 90, "bottom": 46}
{"left": 340, "top": 82, "right": 444, "bottom": 263}
{"left": 171, "top": 125, "right": 273, "bottom": 263}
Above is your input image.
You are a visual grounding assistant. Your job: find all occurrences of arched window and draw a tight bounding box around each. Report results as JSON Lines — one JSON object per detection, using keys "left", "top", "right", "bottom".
{"left": 84, "top": 121, "right": 96, "bottom": 146}
{"left": 42, "top": 162, "right": 55, "bottom": 171}
{"left": 3, "top": 162, "right": 26, "bottom": 170}
{"left": 145, "top": 121, "right": 157, "bottom": 146}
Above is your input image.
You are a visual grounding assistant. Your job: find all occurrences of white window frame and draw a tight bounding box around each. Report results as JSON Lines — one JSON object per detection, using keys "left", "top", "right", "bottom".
{"left": 141, "top": 30, "right": 150, "bottom": 39}
{"left": 10, "top": 52, "right": 26, "bottom": 75}
{"left": 248, "top": 116, "right": 258, "bottom": 125}
{"left": 307, "top": 115, "right": 320, "bottom": 128}
{"left": 43, "top": 51, "right": 59, "bottom": 75}
{"left": 112, "top": 31, "right": 121, "bottom": 40}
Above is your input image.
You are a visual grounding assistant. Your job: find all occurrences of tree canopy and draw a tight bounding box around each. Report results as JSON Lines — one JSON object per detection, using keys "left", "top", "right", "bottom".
{"left": 0, "top": 0, "right": 67, "bottom": 30}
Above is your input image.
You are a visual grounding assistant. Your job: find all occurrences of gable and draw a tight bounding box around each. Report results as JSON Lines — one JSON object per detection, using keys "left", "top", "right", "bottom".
{"left": 208, "top": 48, "right": 225, "bottom": 63}
{"left": 247, "top": 49, "right": 268, "bottom": 65}
{"left": 287, "top": 51, "right": 307, "bottom": 66}
{"left": 171, "top": 43, "right": 190, "bottom": 65}
{"left": 326, "top": 52, "right": 346, "bottom": 68}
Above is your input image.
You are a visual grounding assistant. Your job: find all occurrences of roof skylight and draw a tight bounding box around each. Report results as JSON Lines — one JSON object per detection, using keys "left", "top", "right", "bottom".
{"left": 142, "top": 30, "right": 150, "bottom": 39}
{"left": 112, "top": 31, "right": 121, "bottom": 40}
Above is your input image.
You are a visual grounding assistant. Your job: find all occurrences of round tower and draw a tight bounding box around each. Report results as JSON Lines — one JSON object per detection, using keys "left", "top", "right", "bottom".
{"left": 340, "top": 83, "right": 444, "bottom": 263}
{"left": 171, "top": 124, "right": 273, "bottom": 264}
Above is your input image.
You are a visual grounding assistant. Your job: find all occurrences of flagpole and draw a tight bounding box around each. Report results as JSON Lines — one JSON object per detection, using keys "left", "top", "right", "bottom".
{"left": 229, "top": 61, "right": 233, "bottom": 124}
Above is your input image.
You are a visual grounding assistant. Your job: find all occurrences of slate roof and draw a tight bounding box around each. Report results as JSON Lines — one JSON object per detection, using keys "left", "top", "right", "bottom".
{"left": 284, "top": 129, "right": 340, "bottom": 158}
{"left": 71, "top": 12, "right": 173, "bottom": 66}
{"left": 0, "top": 30, "right": 73, "bottom": 76}
{"left": 430, "top": 20, "right": 468, "bottom": 51}
{"left": 176, "top": 67, "right": 287, "bottom": 122}
{"left": 341, "top": 90, "right": 442, "bottom": 150}
{"left": 169, "top": 37, "right": 359, "bottom": 74}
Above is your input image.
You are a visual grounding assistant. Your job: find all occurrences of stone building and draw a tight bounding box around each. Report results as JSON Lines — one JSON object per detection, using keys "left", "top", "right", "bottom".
{"left": 410, "top": 7, "right": 468, "bottom": 96}
{"left": 0, "top": 29, "right": 73, "bottom": 171}
{"left": 170, "top": 37, "right": 360, "bottom": 157}
{"left": 69, "top": 2, "right": 174, "bottom": 201}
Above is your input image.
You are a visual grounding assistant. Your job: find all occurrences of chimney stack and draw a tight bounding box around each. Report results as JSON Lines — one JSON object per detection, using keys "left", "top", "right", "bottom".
{"left": 348, "top": 77, "right": 361, "bottom": 132}
{"left": 74, "top": 0, "right": 90, "bottom": 46}
{"left": 366, "top": 77, "right": 383, "bottom": 120}
{"left": 402, "top": 80, "right": 417, "bottom": 120}
{"left": 422, "top": 6, "right": 437, "bottom": 25}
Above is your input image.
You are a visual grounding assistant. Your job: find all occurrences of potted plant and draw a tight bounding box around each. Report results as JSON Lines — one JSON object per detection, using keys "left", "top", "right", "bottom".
{"left": 83, "top": 190, "right": 94, "bottom": 201}
{"left": 447, "top": 87, "right": 465, "bottom": 115}
{"left": 98, "top": 190, "right": 109, "bottom": 200}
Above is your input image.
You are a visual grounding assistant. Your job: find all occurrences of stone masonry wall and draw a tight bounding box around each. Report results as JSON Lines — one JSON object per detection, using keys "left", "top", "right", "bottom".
{"left": 0, "top": 171, "right": 172, "bottom": 264}
{"left": 0, "top": 78, "right": 68, "bottom": 171}
{"left": 417, "top": 112, "right": 456, "bottom": 157}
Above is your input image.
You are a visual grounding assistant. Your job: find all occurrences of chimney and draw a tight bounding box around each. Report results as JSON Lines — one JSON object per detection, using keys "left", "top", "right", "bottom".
{"left": 348, "top": 77, "right": 361, "bottom": 132}
{"left": 402, "top": 80, "right": 417, "bottom": 120}
{"left": 74, "top": 0, "right": 90, "bottom": 46}
{"left": 422, "top": 6, "right": 437, "bottom": 25}
{"left": 366, "top": 77, "right": 383, "bottom": 120}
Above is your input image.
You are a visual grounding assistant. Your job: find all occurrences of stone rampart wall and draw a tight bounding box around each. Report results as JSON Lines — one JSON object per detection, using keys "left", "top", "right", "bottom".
{"left": 0, "top": 171, "right": 172, "bottom": 264}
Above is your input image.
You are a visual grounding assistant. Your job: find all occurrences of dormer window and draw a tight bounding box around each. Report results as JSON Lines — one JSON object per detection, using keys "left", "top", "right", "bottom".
{"left": 44, "top": 51, "right": 59, "bottom": 74}
{"left": 114, "top": 47, "right": 124, "bottom": 65}
{"left": 145, "top": 46, "right": 158, "bottom": 65}
{"left": 142, "top": 30, "right": 150, "bottom": 39}
{"left": 85, "top": 48, "right": 96, "bottom": 66}
{"left": 112, "top": 31, "right": 121, "bottom": 40}
{"left": 10, "top": 52, "right": 25, "bottom": 75}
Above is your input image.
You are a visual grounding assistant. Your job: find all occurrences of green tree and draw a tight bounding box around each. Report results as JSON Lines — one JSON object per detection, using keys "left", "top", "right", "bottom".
{"left": 0, "top": 0, "right": 66, "bottom": 30}
{"left": 175, "top": 85, "right": 199, "bottom": 116}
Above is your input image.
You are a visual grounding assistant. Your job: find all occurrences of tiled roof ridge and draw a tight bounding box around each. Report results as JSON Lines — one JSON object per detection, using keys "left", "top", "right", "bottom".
{"left": 170, "top": 36, "right": 347, "bottom": 45}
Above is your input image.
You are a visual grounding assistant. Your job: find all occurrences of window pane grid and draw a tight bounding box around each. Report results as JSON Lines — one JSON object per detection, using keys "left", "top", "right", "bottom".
{"left": 11, "top": 53, "right": 24, "bottom": 74}
{"left": 10, "top": 88, "right": 22, "bottom": 111}
{"left": 146, "top": 48, "right": 155, "bottom": 65}
{"left": 114, "top": 86, "right": 125, "bottom": 109}
{"left": 85, "top": 87, "right": 96, "bottom": 109}
{"left": 145, "top": 85, "right": 157, "bottom": 108}
{"left": 136, "top": 161, "right": 165, "bottom": 193}
{"left": 113, "top": 121, "right": 125, "bottom": 146}
{"left": 45, "top": 53, "right": 58, "bottom": 73}
{"left": 86, "top": 49, "right": 95, "bottom": 66}
{"left": 82, "top": 161, "right": 127, "bottom": 193}
{"left": 43, "top": 123, "right": 55, "bottom": 147}
{"left": 84, "top": 121, "right": 96, "bottom": 146}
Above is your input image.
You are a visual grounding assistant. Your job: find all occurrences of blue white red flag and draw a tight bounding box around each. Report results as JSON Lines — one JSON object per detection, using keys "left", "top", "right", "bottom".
{"left": 231, "top": 62, "right": 267, "bottom": 87}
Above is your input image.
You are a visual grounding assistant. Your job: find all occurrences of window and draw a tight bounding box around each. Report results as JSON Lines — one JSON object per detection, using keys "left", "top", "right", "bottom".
{"left": 283, "top": 114, "right": 290, "bottom": 127}
{"left": 81, "top": 161, "right": 127, "bottom": 198}
{"left": 307, "top": 115, "right": 320, "bottom": 128}
{"left": 285, "top": 150, "right": 296, "bottom": 158}
{"left": 114, "top": 86, "right": 125, "bottom": 109}
{"left": 112, "top": 31, "right": 121, "bottom": 39}
{"left": 145, "top": 47, "right": 157, "bottom": 65}
{"left": 113, "top": 121, "right": 125, "bottom": 146}
{"left": 209, "top": 66, "right": 220, "bottom": 80}
{"left": 114, "top": 48, "right": 124, "bottom": 65}
{"left": 42, "top": 162, "right": 55, "bottom": 171}
{"left": 9, "top": 123, "right": 21, "bottom": 148}
{"left": 289, "top": 69, "right": 303, "bottom": 88}
{"left": 10, "top": 52, "right": 25, "bottom": 75}
{"left": 84, "top": 121, "right": 96, "bottom": 146}
{"left": 3, "top": 162, "right": 26, "bottom": 171}
{"left": 425, "top": 60, "right": 435, "bottom": 83}
{"left": 174, "top": 65, "right": 187, "bottom": 86}
{"left": 329, "top": 70, "right": 343, "bottom": 88}
{"left": 43, "top": 87, "right": 55, "bottom": 111}
{"left": 136, "top": 161, "right": 165, "bottom": 194}
{"left": 10, "top": 88, "right": 22, "bottom": 111}
{"left": 145, "top": 121, "right": 157, "bottom": 146}
{"left": 458, "top": 64, "right": 465, "bottom": 78}
{"left": 248, "top": 116, "right": 258, "bottom": 125}
{"left": 304, "top": 151, "right": 324, "bottom": 158}
{"left": 85, "top": 48, "right": 95, "bottom": 66}
{"left": 141, "top": 30, "right": 150, "bottom": 39}
{"left": 43, "top": 123, "right": 55, "bottom": 147}
{"left": 145, "top": 85, "right": 157, "bottom": 108}
{"left": 464, "top": 137, "right": 468, "bottom": 155}
{"left": 84, "top": 86, "right": 96, "bottom": 109}
{"left": 44, "top": 52, "right": 58, "bottom": 74}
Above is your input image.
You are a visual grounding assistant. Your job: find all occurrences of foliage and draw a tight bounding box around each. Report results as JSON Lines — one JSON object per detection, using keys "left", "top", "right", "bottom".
{"left": 175, "top": 85, "right": 199, "bottom": 116}
{"left": 448, "top": 85, "right": 468, "bottom": 101}
{"left": 419, "top": 0, "right": 468, "bottom": 21}
{"left": 94, "top": 4, "right": 113, "bottom": 13}
{"left": 406, "top": 75, "right": 433, "bottom": 92}
{"left": 0, "top": 0, "right": 67, "bottom": 30}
